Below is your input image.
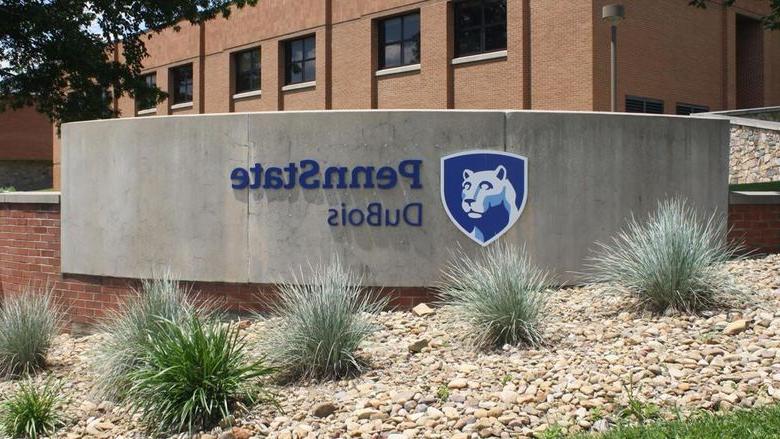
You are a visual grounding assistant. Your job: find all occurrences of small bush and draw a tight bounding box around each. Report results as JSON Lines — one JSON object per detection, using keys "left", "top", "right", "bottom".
{"left": 0, "top": 186, "right": 16, "bottom": 193}
{"left": 588, "top": 199, "right": 741, "bottom": 313}
{"left": 262, "top": 260, "right": 388, "bottom": 380}
{"left": 436, "top": 385, "right": 450, "bottom": 402}
{"left": 93, "top": 274, "right": 202, "bottom": 401}
{"left": 0, "top": 287, "right": 63, "bottom": 377}
{"left": 0, "top": 377, "right": 62, "bottom": 439}
{"left": 124, "top": 315, "right": 273, "bottom": 435}
{"left": 438, "top": 244, "right": 551, "bottom": 348}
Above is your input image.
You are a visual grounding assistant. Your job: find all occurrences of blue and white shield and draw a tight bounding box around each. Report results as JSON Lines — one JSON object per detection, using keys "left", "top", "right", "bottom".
{"left": 440, "top": 150, "right": 528, "bottom": 246}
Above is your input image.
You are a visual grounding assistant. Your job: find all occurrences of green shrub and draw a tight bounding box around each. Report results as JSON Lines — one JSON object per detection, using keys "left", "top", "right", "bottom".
{"left": 262, "top": 260, "right": 388, "bottom": 380}
{"left": 588, "top": 199, "right": 741, "bottom": 313}
{"left": 436, "top": 384, "right": 450, "bottom": 402}
{"left": 0, "top": 377, "right": 62, "bottom": 439}
{"left": 0, "top": 287, "right": 63, "bottom": 377}
{"left": 93, "top": 274, "right": 203, "bottom": 401}
{"left": 124, "top": 315, "right": 273, "bottom": 435}
{"left": 438, "top": 244, "right": 551, "bottom": 348}
{"left": 0, "top": 186, "right": 16, "bottom": 193}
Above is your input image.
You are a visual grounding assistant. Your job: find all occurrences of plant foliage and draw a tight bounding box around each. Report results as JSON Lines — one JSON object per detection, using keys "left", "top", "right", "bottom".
{"left": 689, "top": 0, "right": 779, "bottom": 30}
{"left": 262, "top": 260, "right": 388, "bottom": 380}
{"left": 438, "top": 244, "right": 551, "bottom": 348}
{"left": 0, "top": 287, "right": 63, "bottom": 377}
{"left": 0, "top": 0, "right": 258, "bottom": 126}
{"left": 124, "top": 315, "right": 273, "bottom": 435}
{"left": 0, "top": 377, "right": 62, "bottom": 439}
{"left": 581, "top": 404, "right": 780, "bottom": 439}
{"left": 93, "top": 274, "right": 202, "bottom": 401}
{"left": 588, "top": 199, "right": 741, "bottom": 313}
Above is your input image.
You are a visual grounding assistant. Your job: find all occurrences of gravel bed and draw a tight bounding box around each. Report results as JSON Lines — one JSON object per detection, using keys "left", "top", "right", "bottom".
{"left": 2, "top": 255, "right": 778, "bottom": 439}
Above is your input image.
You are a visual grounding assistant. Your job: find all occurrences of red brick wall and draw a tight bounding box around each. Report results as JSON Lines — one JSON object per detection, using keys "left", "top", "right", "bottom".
{"left": 0, "top": 106, "right": 53, "bottom": 161}
{"left": 735, "top": 14, "right": 764, "bottom": 109}
{"left": 0, "top": 202, "right": 431, "bottom": 325}
{"left": 2, "top": 200, "right": 776, "bottom": 325}
{"left": 728, "top": 203, "right": 780, "bottom": 254}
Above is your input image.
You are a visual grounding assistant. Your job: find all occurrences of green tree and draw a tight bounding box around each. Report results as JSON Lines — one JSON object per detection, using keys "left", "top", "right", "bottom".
{"left": 0, "top": 0, "right": 257, "bottom": 126}
{"left": 689, "top": 0, "right": 780, "bottom": 30}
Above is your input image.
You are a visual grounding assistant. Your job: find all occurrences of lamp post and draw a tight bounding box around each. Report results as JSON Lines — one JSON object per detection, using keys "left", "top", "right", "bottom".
{"left": 602, "top": 4, "right": 625, "bottom": 112}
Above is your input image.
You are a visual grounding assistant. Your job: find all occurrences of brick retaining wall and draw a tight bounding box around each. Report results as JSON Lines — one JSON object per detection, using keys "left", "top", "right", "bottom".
{"left": 728, "top": 192, "right": 780, "bottom": 255}
{"left": 1, "top": 194, "right": 777, "bottom": 325}
{"left": 0, "top": 198, "right": 430, "bottom": 325}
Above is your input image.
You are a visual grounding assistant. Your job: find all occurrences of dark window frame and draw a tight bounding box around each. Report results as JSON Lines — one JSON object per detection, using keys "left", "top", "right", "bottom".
{"left": 625, "top": 95, "right": 664, "bottom": 114}
{"left": 233, "top": 47, "right": 262, "bottom": 94}
{"left": 170, "top": 64, "right": 193, "bottom": 105}
{"left": 136, "top": 72, "right": 157, "bottom": 112}
{"left": 453, "top": 0, "right": 507, "bottom": 58}
{"left": 675, "top": 102, "right": 710, "bottom": 115}
{"left": 284, "top": 35, "right": 316, "bottom": 85}
{"left": 378, "top": 11, "right": 421, "bottom": 70}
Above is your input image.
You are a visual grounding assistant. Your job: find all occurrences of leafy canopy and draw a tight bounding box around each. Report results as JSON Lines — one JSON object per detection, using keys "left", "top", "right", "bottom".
{"left": 0, "top": 0, "right": 257, "bottom": 126}
{"left": 689, "top": 0, "right": 780, "bottom": 30}
{"left": 0, "top": 0, "right": 776, "bottom": 126}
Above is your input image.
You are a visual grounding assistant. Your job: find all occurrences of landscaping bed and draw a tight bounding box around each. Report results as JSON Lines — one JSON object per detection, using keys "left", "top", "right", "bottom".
{"left": 2, "top": 254, "right": 778, "bottom": 439}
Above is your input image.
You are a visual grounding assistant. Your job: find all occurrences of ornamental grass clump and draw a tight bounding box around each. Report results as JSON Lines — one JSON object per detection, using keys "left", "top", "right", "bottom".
{"left": 438, "top": 244, "right": 551, "bottom": 349}
{"left": 262, "top": 260, "right": 388, "bottom": 380}
{"left": 0, "top": 287, "right": 63, "bottom": 377}
{"left": 93, "top": 273, "right": 203, "bottom": 401}
{"left": 588, "top": 198, "right": 742, "bottom": 313}
{"left": 0, "top": 377, "right": 63, "bottom": 439}
{"left": 123, "top": 315, "right": 274, "bottom": 435}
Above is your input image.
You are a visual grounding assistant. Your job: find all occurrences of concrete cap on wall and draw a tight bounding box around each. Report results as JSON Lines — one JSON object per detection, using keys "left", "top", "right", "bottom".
{"left": 729, "top": 191, "right": 780, "bottom": 205}
{"left": 0, "top": 191, "right": 61, "bottom": 204}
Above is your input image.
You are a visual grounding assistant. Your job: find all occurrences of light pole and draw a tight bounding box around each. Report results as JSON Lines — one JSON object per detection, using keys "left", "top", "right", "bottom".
{"left": 602, "top": 4, "right": 625, "bottom": 112}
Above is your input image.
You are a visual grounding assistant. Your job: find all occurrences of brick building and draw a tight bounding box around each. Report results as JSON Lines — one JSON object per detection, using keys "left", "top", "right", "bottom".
{"left": 0, "top": 106, "right": 53, "bottom": 191}
{"left": 48, "top": 0, "right": 780, "bottom": 186}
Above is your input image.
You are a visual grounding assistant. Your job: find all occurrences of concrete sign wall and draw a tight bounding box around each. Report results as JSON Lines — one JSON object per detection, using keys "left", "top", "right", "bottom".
{"left": 61, "top": 111, "right": 729, "bottom": 286}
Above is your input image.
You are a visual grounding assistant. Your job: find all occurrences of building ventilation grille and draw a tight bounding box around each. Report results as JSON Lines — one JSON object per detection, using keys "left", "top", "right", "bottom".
{"left": 675, "top": 103, "right": 710, "bottom": 115}
{"left": 625, "top": 96, "right": 664, "bottom": 114}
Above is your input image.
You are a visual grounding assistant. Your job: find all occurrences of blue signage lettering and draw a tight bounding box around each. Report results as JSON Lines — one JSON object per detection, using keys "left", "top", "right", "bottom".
{"left": 231, "top": 168, "right": 250, "bottom": 189}
{"left": 230, "top": 160, "right": 422, "bottom": 190}
{"left": 231, "top": 159, "right": 425, "bottom": 228}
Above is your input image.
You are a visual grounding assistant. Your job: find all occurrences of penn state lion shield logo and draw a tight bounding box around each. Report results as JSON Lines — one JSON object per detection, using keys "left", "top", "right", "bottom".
{"left": 440, "top": 150, "right": 528, "bottom": 246}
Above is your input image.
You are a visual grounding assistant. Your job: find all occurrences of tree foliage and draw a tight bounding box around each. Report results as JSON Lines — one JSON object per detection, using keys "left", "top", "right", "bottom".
{"left": 0, "top": 0, "right": 776, "bottom": 126}
{"left": 689, "top": 0, "right": 780, "bottom": 30}
{"left": 0, "top": 0, "right": 257, "bottom": 126}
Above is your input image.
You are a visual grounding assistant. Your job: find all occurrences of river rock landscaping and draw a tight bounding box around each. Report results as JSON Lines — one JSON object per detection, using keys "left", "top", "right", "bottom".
{"left": 1, "top": 254, "right": 779, "bottom": 439}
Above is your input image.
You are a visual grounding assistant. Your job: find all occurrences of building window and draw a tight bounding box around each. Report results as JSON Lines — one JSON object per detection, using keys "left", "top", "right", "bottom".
{"left": 625, "top": 95, "right": 664, "bottom": 114}
{"left": 378, "top": 12, "right": 420, "bottom": 69}
{"left": 233, "top": 48, "right": 261, "bottom": 94}
{"left": 453, "top": 0, "right": 507, "bottom": 58}
{"left": 676, "top": 103, "right": 710, "bottom": 115}
{"left": 285, "top": 36, "right": 316, "bottom": 85}
{"left": 170, "top": 64, "right": 193, "bottom": 104}
{"left": 136, "top": 73, "right": 157, "bottom": 111}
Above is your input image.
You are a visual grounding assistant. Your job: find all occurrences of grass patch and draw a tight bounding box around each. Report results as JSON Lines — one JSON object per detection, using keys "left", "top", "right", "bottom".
{"left": 730, "top": 180, "right": 780, "bottom": 192}
{"left": 124, "top": 315, "right": 274, "bottom": 435}
{"left": 617, "top": 382, "right": 662, "bottom": 425}
{"left": 93, "top": 274, "right": 203, "bottom": 401}
{"left": 0, "top": 377, "right": 63, "bottom": 439}
{"left": 261, "top": 260, "right": 388, "bottom": 380}
{"left": 438, "top": 244, "right": 551, "bottom": 348}
{"left": 580, "top": 404, "right": 780, "bottom": 438}
{"left": 0, "top": 287, "right": 63, "bottom": 377}
{"left": 588, "top": 198, "right": 742, "bottom": 314}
